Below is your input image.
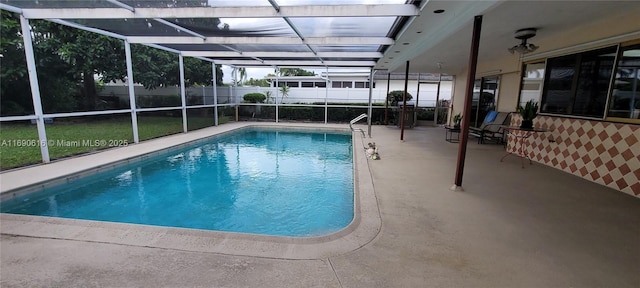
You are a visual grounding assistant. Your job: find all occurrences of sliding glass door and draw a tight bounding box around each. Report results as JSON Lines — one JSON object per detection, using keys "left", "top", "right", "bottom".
{"left": 470, "top": 76, "right": 500, "bottom": 127}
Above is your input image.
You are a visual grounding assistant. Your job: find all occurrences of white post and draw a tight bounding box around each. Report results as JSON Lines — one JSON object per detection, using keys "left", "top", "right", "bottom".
{"left": 20, "top": 15, "right": 49, "bottom": 163}
{"left": 367, "top": 68, "right": 374, "bottom": 137}
{"left": 233, "top": 67, "right": 238, "bottom": 121}
{"left": 325, "top": 67, "right": 329, "bottom": 124}
{"left": 434, "top": 73, "right": 442, "bottom": 126}
{"left": 212, "top": 63, "right": 219, "bottom": 126}
{"left": 179, "top": 54, "right": 187, "bottom": 132}
{"left": 124, "top": 41, "right": 139, "bottom": 143}
{"left": 275, "top": 67, "right": 280, "bottom": 123}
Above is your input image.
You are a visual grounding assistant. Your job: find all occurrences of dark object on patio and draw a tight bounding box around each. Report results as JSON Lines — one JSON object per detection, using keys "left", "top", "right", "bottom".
{"left": 452, "top": 113, "right": 462, "bottom": 129}
{"left": 469, "top": 111, "right": 512, "bottom": 144}
{"left": 517, "top": 99, "right": 539, "bottom": 129}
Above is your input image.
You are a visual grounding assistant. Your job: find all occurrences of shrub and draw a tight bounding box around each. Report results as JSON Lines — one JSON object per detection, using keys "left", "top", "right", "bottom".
{"left": 387, "top": 90, "right": 413, "bottom": 106}
{"left": 243, "top": 92, "right": 266, "bottom": 103}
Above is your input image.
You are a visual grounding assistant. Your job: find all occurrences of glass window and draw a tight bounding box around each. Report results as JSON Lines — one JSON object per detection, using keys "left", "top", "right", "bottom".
{"left": 343, "top": 81, "right": 353, "bottom": 88}
{"left": 355, "top": 82, "right": 365, "bottom": 88}
{"left": 286, "top": 81, "right": 299, "bottom": 88}
{"left": 518, "top": 62, "right": 545, "bottom": 107}
{"left": 573, "top": 49, "right": 616, "bottom": 117}
{"left": 541, "top": 46, "right": 616, "bottom": 117}
{"left": 607, "top": 44, "right": 640, "bottom": 120}
{"left": 301, "top": 82, "right": 314, "bottom": 88}
{"left": 314, "top": 82, "right": 327, "bottom": 88}
{"left": 541, "top": 55, "right": 576, "bottom": 114}
{"left": 332, "top": 81, "right": 341, "bottom": 88}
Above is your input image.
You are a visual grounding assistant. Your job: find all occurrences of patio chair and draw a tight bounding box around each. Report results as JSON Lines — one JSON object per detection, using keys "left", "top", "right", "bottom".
{"left": 469, "top": 111, "right": 511, "bottom": 144}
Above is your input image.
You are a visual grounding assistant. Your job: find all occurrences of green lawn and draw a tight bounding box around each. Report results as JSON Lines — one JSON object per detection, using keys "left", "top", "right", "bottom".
{"left": 0, "top": 116, "right": 230, "bottom": 170}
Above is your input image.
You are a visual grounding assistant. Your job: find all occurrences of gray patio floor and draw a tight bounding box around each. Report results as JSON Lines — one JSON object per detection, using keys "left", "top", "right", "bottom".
{"left": 2, "top": 124, "right": 639, "bottom": 287}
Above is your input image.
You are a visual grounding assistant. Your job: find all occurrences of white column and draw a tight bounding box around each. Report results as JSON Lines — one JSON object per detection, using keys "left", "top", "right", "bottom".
{"left": 212, "top": 63, "right": 219, "bottom": 126}
{"left": 124, "top": 41, "right": 139, "bottom": 143}
{"left": 434, "top": 73, "right": 442, "bottom": 126}
{"left": 179, "top": 54, "right": 187, "bottom": 132}
{"left": 324, "top": 67, "right": 329, "bottom": 124}
{"left": 232, "top": 67, "right": 238, "bottom": 121}
{"left": 367, "top": 68, "right": 374, "bottom": 137}
{"left": 275, "top": 68, "right": 279, "bottom": 123}
{"left": 20, "top": 15, "right": 49, "bottom": 162}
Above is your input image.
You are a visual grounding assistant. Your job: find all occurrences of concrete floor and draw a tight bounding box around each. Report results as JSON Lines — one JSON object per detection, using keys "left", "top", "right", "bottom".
{"left": 2, "top": 124, "right": 639, "bottom": 287}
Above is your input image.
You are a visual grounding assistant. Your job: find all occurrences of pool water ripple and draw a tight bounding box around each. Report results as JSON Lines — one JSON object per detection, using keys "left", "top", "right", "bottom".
{"left": 1, "top": 129, "right": 354, "bottom": 237}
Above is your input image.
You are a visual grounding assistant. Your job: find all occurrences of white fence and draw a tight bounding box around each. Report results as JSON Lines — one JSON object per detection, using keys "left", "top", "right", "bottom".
{"left": 100, "top": 85, "right": 452, "bottom": 107}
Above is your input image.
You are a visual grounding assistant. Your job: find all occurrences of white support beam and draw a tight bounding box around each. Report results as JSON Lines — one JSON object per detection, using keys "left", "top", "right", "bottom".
{"left": 20, "top": 15, "right": 50, "bottom": 163}
{"left": 153, "top": 18, "right": 206, "bottom": 39}
{"left": 105, "top": 0, "right": 135, "bottom": 12}
{"left": 0, "top": 3, "right": 22, "bottom": 13}
{"left": 124, "top": 41, "right": 140, "bottom": 143}
{"left": 192, "top": 56, "right": 216, "bottom": 63}
{"left": 211, "top": 60, "right": 377, "bottom": 67}
{"left": 145, "top": 43, "right": 180, "bottom": 54}
{"left": 181, "top": 51, "right": 382, "bottom": 58}
{"left": 21, "top": 5, "right": 419, "bottom": 19}
{"left": 179, "top": 54, "right": 188, "bottom": 133}
{"left": 49, "top": 19, "right": 127, "bottom": 40}
{"left": 126, "top": 36, "right": 394, "bottom": 45}
{"left": 275, "top": 67, "right": 279, "bottom": 123}
{"left": 212, "top": 63, "right": 219, "bottom": 126}
{"left": 367, "top": 68, "right": 375, "bottom": 137}
{"left": 306, "top": 37, "right": 394, "bottom": 46}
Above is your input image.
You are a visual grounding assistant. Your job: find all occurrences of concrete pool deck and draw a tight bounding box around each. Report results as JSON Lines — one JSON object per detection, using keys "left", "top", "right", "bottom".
{"left": 2, "top": 123, "right": 639, "bottom": 287}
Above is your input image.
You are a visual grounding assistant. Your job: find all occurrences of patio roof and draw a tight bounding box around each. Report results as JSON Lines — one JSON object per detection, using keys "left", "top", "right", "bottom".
{"left": 3, "top": 1, "right": 639, "bottom": 74}
{"left": 0, "top": 0, "right": 420, "bottom": 68}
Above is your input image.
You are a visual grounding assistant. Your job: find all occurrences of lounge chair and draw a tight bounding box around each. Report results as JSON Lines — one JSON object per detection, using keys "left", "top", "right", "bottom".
{"left": 469, "top": 111, "right": 511, "bottom": 144}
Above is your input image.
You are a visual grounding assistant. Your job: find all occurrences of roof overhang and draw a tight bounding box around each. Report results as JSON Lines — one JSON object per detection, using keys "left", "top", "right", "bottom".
{"left": 0, "top": 1, "right": 419, "bottom": 69}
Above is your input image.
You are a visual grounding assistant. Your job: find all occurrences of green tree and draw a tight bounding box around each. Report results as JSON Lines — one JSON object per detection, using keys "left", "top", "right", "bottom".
{"left": 387, "top": 90, "right": 413, "bottom": 106}
{"left": 0, "top": 11, "right": 224, "bottom": 115}
{"left": 243, "top": 77, "right": 271, "bottom": 87}
{"left": 238, "top": 67, "right": 247, "bottom": 84}
{"left": 1, "top": 10, "right": 30, "bottom": 115}
{"left": 280, "top": 85, "right": 290, "bottom": 98}
{"left": 36, "top": 20, "right": 126, "bottom": 110}
{"left": 1, "top": 11, "right": 79, "bottom": 114}
{"left": 243, "top": 92, "right": 266, "bottom": 103}
{"left": 130, "top": 44, "right": 222, "bottom": 89}
{"left": 277, "top": 68, "right": 315, "bottom": 76}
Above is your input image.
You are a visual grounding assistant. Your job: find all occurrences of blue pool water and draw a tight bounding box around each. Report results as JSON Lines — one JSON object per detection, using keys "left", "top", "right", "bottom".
{"left": 1, "top": 128, "right": 354, "bottom": 237}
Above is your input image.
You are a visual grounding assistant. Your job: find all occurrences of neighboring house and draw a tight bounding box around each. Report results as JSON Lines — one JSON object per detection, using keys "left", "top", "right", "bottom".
{"left": 266, "top": 72, "right": 454, "bottom": 106}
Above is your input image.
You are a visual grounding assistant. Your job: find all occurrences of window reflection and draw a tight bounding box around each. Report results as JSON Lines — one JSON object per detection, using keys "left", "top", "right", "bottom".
{"left": 541, "top": 55, "right": 576, "bottom": 114}
{"left": 470, "top": 76, "right": 499, "bottom": 127}
{"left": 608, "top": 44, "right": 640, "bottom": 120}
{"left": 541, "top": 46, "right": 616, "bottom": 117}
{"left": 518, "top": 62, "right": 545, "bottom": 107}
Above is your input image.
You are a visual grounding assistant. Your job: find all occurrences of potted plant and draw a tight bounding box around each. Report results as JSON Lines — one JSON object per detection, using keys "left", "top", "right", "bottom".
{"left": 517, "top": 99, "right": 539, "bottom": 129}
{"left": 453, "top": 113, "right": 462, "bottom": 129}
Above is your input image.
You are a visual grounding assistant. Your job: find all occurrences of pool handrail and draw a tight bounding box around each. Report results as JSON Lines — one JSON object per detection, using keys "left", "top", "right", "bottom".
{"left": 349, "top": 113, "right": 368, "bottom": 137}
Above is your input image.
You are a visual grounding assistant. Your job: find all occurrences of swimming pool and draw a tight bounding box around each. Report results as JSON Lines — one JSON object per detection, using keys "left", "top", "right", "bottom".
{"left": 1, "top": 127, "right": 354, "bottom": 237}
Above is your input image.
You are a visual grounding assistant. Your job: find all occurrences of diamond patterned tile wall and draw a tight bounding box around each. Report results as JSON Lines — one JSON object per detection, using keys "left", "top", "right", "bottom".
{"left": 508, "top": 115, "right": 640, "bottom": 197}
